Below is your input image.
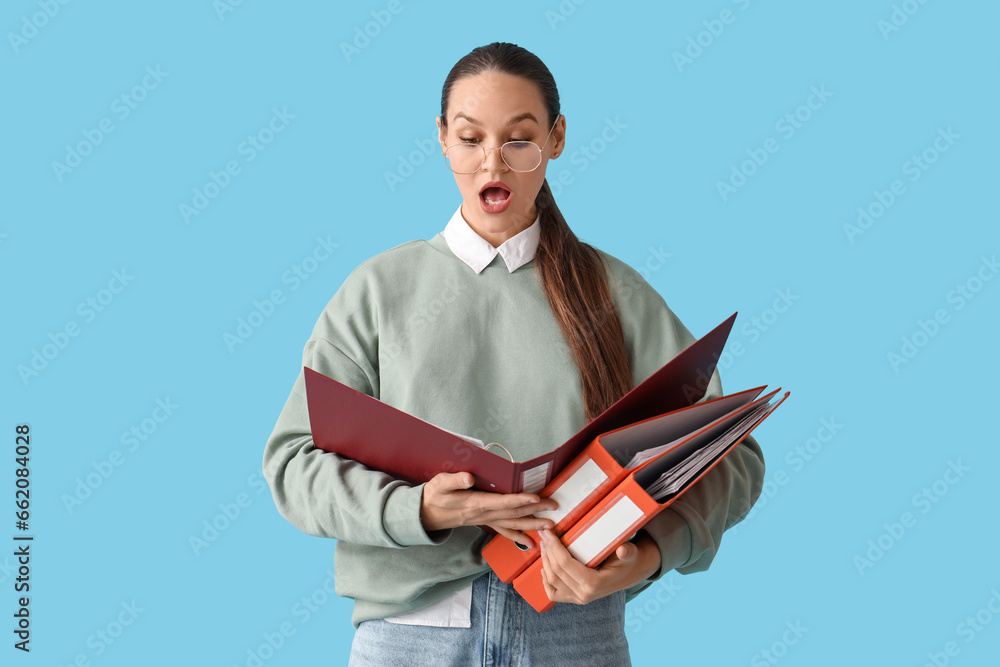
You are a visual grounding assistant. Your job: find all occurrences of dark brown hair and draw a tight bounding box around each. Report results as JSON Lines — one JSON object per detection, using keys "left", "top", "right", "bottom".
{"left": 439, "top": 41, "right": 633, "bottom": 422}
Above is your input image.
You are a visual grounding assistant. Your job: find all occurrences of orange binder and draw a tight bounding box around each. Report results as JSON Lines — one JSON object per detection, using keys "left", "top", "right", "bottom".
{"left": 512, "top": 388, "right": 789, "bottom": 613}
{"left": 482, "top": 386, "right": 768, "bottom": 583}
{"left": 304, "top": 313, "right": 738, "bottom": 494}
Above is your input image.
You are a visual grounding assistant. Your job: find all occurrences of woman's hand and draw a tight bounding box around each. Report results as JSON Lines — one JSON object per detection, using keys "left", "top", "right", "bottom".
{"left": 539, "top": 528, "right": 661, "bottom": 605}
{"left": 420, "top": 472, "right": 558, "bottom": 543}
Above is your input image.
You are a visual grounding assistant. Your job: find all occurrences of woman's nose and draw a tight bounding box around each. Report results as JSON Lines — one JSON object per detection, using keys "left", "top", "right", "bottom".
{"left": 482, "top": 146, "right": 508, "bottom": 172}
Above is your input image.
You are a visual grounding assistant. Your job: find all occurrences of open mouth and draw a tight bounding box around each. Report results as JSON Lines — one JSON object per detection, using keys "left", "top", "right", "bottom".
{"left": 480, "top": 186, "right": 511, "bottom": 206}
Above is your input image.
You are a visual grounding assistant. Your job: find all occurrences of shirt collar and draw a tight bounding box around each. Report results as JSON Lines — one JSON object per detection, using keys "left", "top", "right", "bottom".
{"left": 441, "top": 204, "right": 541, "bottom": 274}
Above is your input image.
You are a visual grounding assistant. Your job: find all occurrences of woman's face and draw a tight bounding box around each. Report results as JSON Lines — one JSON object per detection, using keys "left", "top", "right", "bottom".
{"left": 437, "top": 70, "right": 564, "bottom": 247}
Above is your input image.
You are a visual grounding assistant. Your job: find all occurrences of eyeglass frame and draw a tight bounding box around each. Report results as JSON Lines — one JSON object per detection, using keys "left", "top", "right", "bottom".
{"left": 440, "top": 113, "right": 562, "bottom": 174}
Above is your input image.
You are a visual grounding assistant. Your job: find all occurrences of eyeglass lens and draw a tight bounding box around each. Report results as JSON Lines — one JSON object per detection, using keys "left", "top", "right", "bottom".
{"left": 445, "top": 142, "right": 541, "bottom": 173}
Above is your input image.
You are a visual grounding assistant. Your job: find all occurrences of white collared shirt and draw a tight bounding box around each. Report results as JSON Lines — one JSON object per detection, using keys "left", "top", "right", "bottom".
{"left": 440, "top": 203, "right": 541, "bottom": 274}
{"left": 383, "top": 204, "right": 541, "bottom": 628}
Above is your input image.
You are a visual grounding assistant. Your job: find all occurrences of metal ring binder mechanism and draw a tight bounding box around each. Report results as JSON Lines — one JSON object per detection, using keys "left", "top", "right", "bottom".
{"left": 484, "top": 442, "right": 514, "bottom": 462}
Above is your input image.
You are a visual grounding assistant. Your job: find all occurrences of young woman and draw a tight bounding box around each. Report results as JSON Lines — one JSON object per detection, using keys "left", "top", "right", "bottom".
{"left": 263, "top": 41, "right": 765, "bottom": 666}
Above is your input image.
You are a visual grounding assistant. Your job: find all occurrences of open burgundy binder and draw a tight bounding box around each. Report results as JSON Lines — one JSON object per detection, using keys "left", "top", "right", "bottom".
{"left": 303, "top": 313, "right": 737, "bottom": 494}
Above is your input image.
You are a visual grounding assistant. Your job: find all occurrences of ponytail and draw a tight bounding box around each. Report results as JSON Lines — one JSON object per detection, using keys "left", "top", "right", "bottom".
{"left": 533, "top": 179, "right": 633, "bottom": 422}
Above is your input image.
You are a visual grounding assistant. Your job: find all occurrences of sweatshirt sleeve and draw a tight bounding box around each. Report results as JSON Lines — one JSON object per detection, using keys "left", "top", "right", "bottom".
{"left": 262, "top": 263, "right": 452, "bottom": 549}
{"left": 603, "top": 260, "right": 766, "bottom": 601}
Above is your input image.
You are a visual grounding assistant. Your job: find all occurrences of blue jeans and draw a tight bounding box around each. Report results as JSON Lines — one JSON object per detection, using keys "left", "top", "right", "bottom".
{"left": 348, "top": 570, "right": 630, "bottom": 666}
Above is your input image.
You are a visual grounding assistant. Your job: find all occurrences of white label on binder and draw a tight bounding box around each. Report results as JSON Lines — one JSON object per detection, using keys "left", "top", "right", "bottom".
{"left": 534, "top": 458, "right": 608, "bottom": 524}
{"left": 567, "top": 497, "right": 644, "bottom": 566}
{"left": 521, "top": 462, "right": 551, "bottom": 494}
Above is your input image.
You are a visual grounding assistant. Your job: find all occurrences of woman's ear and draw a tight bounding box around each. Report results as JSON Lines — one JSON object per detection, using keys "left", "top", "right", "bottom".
{"left": 436, "top": 116, "right": 448, "bottom": 154}
{"left": 552, "top": 115, "right": 566, "bottom": 158}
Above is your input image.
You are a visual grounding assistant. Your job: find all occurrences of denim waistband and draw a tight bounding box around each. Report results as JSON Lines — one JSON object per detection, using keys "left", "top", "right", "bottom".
{"left": 349, "top": 570, "right": 631, "bottom": 666}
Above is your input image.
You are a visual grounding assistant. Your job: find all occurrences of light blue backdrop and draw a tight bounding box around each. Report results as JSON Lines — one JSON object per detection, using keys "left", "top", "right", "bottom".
{"left": 4, "top": 1, "right": 998, "bottom": 665}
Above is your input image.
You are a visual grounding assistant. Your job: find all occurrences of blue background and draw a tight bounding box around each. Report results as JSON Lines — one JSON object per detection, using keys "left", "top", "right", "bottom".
{"left": 4, "top": 1, "right": 998, "bottom": 665}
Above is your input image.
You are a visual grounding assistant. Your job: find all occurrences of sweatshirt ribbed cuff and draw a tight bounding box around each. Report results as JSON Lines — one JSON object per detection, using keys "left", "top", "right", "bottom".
{"left": 642, "top": 507, "right": 693, "bottom": 578}
{"left": 623, "top": 510, "right": 693, "bottom": 603}
{"left": 382, "top": 482, "right": 453, "bottom": 548}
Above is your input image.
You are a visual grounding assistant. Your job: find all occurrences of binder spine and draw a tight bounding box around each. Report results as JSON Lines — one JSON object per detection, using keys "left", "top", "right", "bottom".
{"left": 483, "top": 441, "right": 623, "bottom": 583}
{"left": 513, "top": 478, "right": 662, "bottom": 614}
{"left": 511, "top": 391, "right": 790, "bottom": 613}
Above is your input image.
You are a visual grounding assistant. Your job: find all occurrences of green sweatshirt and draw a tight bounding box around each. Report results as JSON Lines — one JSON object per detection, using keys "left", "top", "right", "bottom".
{"left": 262, "top": 231, "right": 765, "bottom": 628}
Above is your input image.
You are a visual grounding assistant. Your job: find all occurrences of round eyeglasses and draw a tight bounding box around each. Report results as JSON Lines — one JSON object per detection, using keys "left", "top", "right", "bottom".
{"left": 442, "top": 114, "right": 561, "bottom": 174}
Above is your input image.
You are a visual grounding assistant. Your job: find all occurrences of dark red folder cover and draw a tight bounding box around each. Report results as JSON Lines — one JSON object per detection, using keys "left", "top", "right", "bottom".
{"left": 303, "top": 312, "right": 736, "bottom": 493}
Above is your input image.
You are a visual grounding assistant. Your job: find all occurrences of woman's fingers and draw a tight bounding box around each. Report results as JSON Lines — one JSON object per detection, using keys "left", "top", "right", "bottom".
{"left": 459, "top": 488, "right": 557, "bottom": 524}
{"left": 423, "top": 471, "right": 559, "bottom": 530}
{"left": 487, "top": 491, "right": 550, "bottom": 511}
{"left": 429, "top": 471, "right": 475, "bottom": 493}
{"left": 433, "top": 473, "right": 544, "bottom": 507}
{"left": 472, "top": 495, "right": 535, "bottom": 514}
{"left": 489, "top": 524, "right": 534, "bottom": 548}
{"left": 487, "top": 515, "right": 555, "bottom": 533}
{"left": 540, "top": 537, "right": 576, "bottom": 602}
{"left": 547, "top": 547, "right": 592, "bottom": 595}
{"left": 476, "top": 502, "right": 556, "bottom": 529}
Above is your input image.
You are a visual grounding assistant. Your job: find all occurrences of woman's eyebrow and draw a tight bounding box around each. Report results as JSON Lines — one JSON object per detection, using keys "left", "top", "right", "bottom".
{"left": 453, "top": 111, "right": 539, "bottom": 126}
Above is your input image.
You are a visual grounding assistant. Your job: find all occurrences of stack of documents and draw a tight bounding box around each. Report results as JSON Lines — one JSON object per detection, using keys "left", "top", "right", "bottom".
{"left": 486, "top": 384, "right": 787, "bottom": 612}
{"left": 641, "top": 399, "right": 775, "bottom": 501}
